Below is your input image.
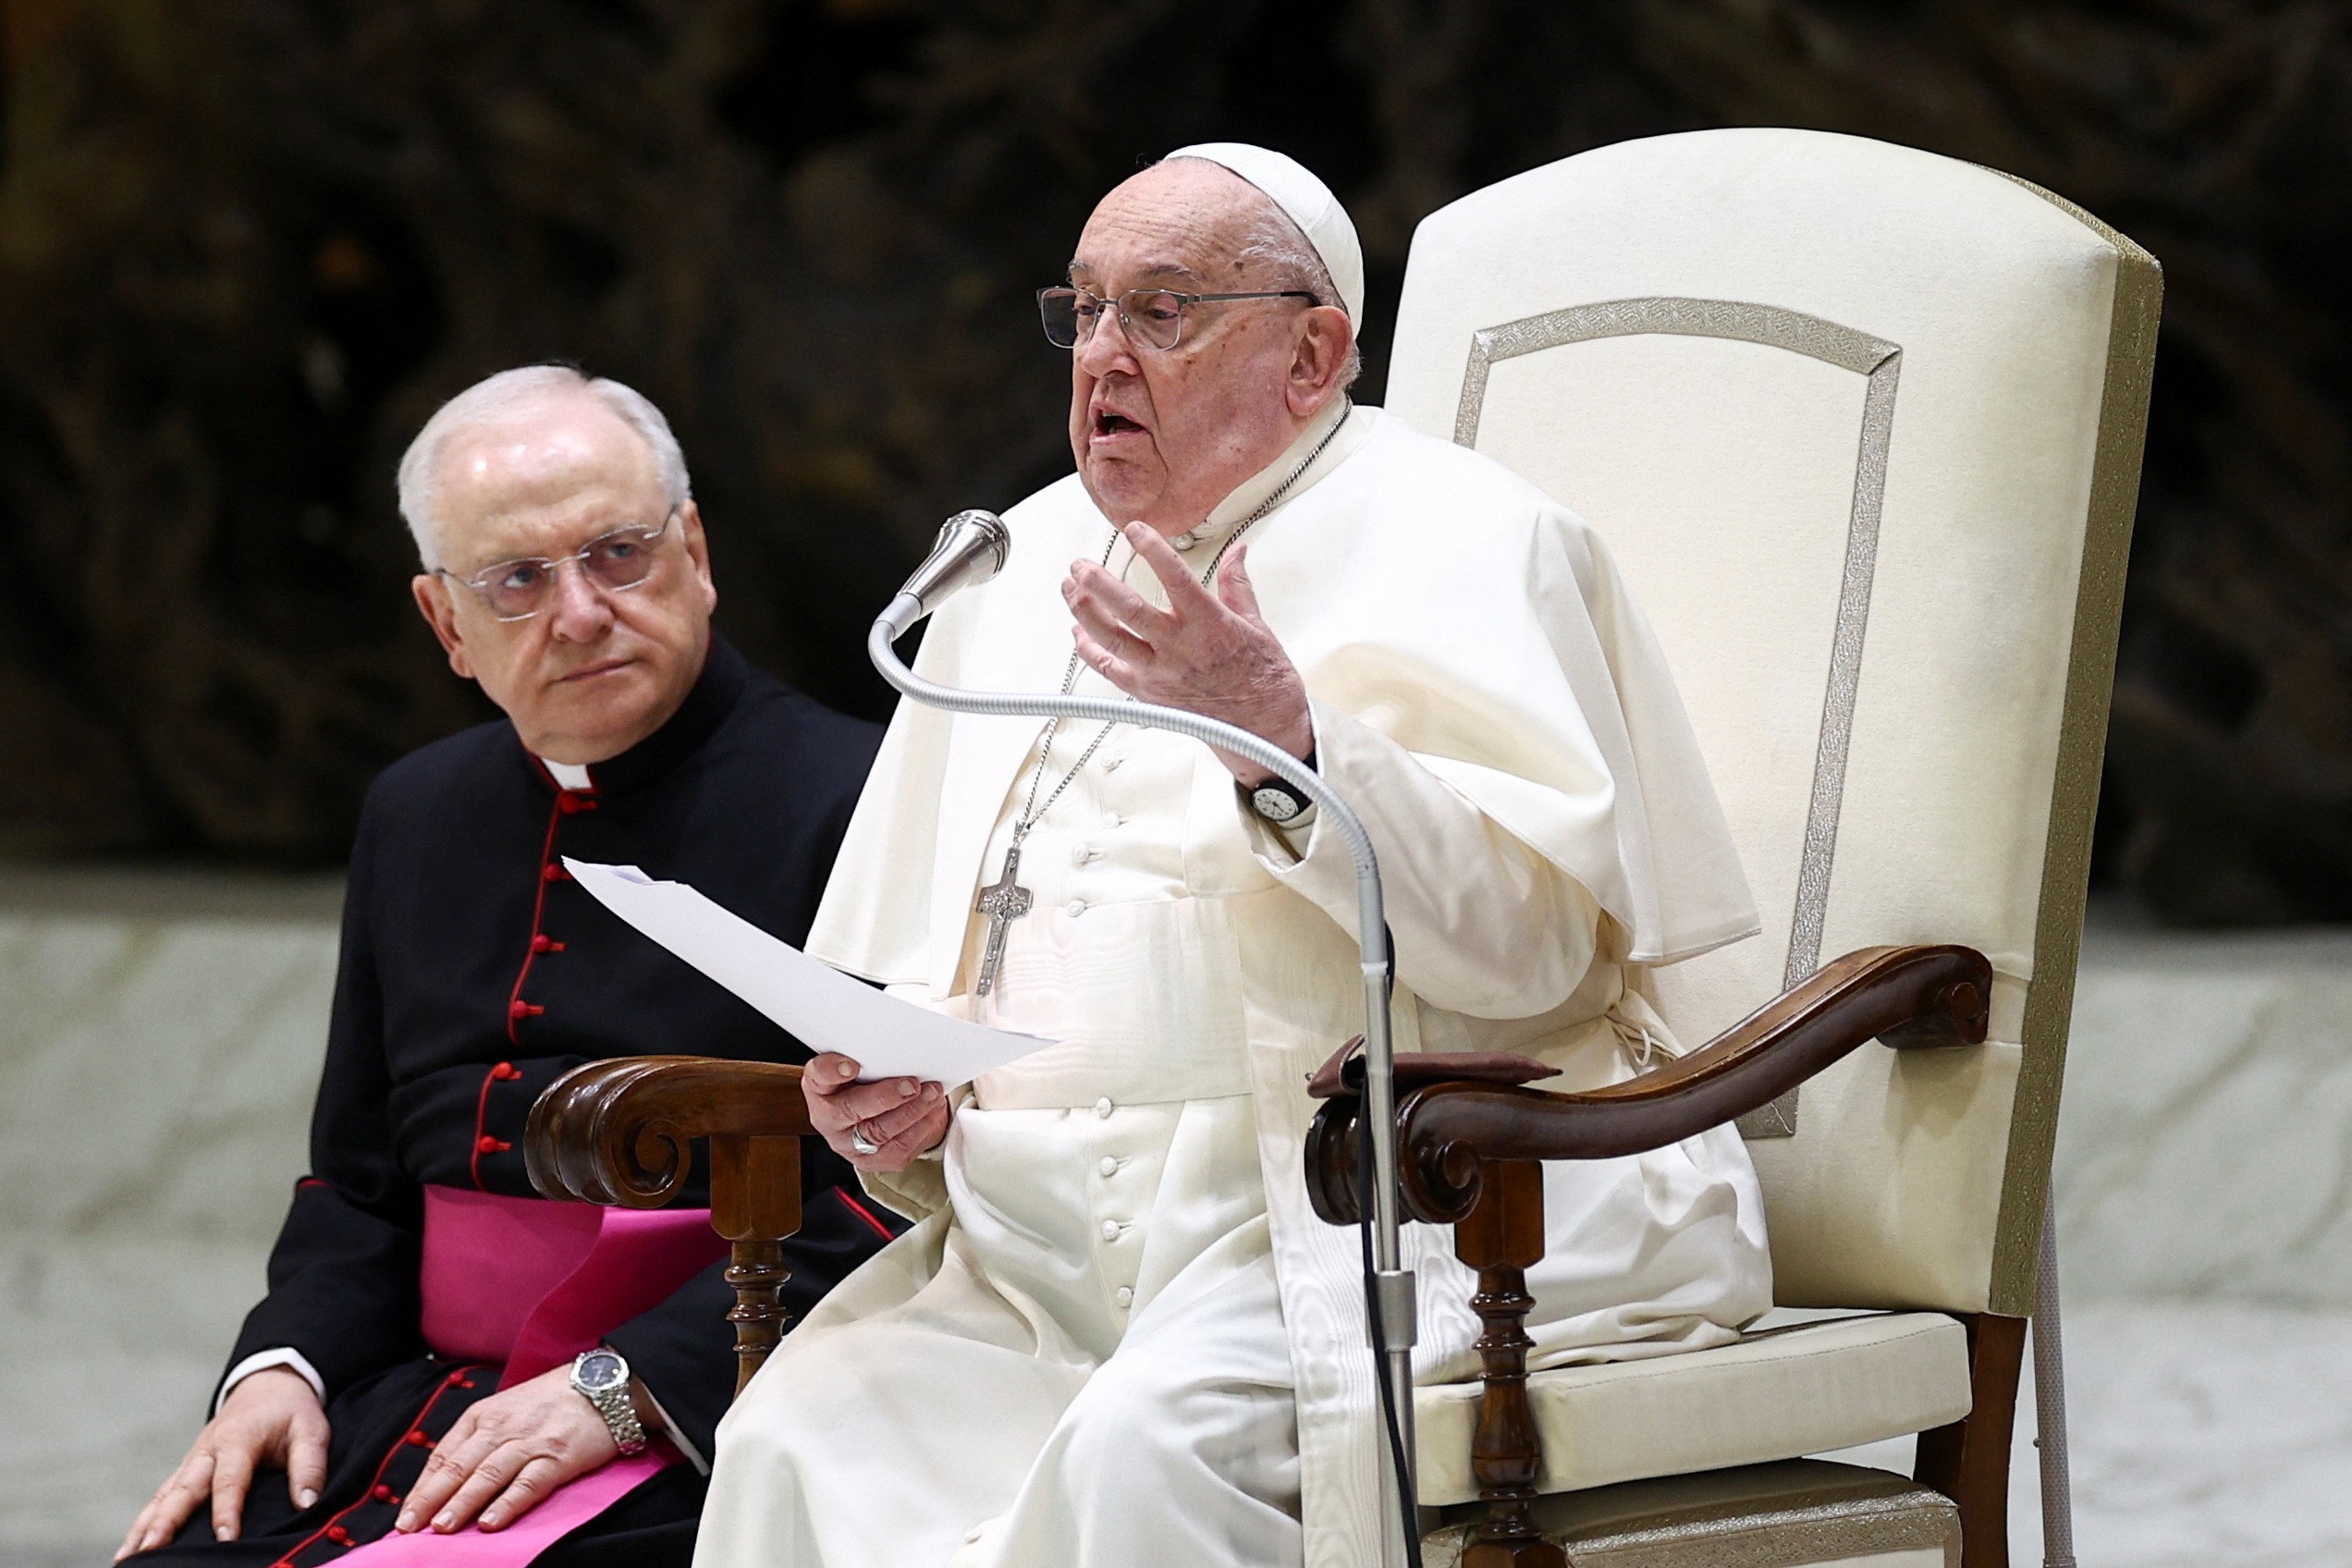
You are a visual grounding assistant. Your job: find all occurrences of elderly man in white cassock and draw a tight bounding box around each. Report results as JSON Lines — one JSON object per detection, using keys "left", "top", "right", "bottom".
{"left": 694, "top": 143, "right": 1774, "bottom": 1567}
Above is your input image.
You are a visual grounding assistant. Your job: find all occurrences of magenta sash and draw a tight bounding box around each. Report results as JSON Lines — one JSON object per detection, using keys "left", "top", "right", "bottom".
{"left": 339, "top": 1186, "right": 729, "bottom": 1564}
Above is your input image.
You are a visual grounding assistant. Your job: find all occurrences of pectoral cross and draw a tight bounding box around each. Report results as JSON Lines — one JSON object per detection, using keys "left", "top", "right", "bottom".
{"left": 974, "top": 844, "right": 1033, "bottom": 997}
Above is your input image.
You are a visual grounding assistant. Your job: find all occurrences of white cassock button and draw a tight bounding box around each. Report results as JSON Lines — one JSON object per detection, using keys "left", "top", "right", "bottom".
{"left": 1064, "top": 898, "right": 1087, "bottom": 918}
{"left": 1095, "top": 1097, "right": 1115, "bottom": 1119}
{"left": 1100, "top": 1219, "right": 1121, "bottom": 1241}
{"left": 1097, "top": 1156, "right": 1119, "bottom": 1177}
{"left": 1115, "top": 1286, "right": 1134, "bottom": 1308}
{"left": 1102, "top": 753, "right": 1124, "bottom": 773}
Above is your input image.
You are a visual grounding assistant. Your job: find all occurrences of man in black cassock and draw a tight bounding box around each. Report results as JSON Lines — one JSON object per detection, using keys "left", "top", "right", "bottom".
{"left": 120, "top": 366, "right": 897, "bottom": 1566}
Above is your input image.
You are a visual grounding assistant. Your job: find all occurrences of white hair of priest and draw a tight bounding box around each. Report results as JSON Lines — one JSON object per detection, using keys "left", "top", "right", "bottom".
{"left": 395, "top": 364, "right": 692, "bottom": 570}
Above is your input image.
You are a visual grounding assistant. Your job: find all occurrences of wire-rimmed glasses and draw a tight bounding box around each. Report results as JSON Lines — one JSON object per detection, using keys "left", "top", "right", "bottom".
{"left": 436, "top": 510, "right": 678, "bottom": 622}
{"left": 1036, "top": 286, "right": 1320, "bottom": 351}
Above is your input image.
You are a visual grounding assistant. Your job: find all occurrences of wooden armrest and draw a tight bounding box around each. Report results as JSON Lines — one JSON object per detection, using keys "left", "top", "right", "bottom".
{"left": 1305, "top": 1041, "right": 1561, "bottom": 1098}
{"left": 525, "top": 1055, "right": 813, "bottom": 1208}
{"left": 1305, "top": 943, "right": 1990, "bottom": 1226}
{"left": 525, "top": 1055, "right": 816, "bottom": 1395}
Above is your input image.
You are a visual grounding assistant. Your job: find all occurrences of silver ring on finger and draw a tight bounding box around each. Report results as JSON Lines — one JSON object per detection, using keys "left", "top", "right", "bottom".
{"left": 849, "top": 1123, "right": 881, "bottom": 1157}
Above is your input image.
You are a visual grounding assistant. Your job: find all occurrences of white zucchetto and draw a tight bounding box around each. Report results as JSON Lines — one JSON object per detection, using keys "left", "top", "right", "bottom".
{"left": 1163, "top": 142, "right": 1366, "bottom": 328}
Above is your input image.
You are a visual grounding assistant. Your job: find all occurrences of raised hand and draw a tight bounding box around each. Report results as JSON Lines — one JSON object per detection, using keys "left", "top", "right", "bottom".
{"left": 1062, "top": 525, "right": 1311, "bottom": 782}
{"left": 119, "top": 1366, "right": 329, "bottom": 1558}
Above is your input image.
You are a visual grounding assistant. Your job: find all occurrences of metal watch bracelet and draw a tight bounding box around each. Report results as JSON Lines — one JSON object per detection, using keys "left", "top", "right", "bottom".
{"left": 570, "top": 1349, "right": 649, "bottom": 1456}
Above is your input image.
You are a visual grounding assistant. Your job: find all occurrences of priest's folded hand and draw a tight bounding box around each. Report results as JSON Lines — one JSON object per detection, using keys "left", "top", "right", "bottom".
{"left": 805, "top": 1052, "right": 950, "bottom": 1172}
{"left": 1064, "top": 525, "right": 1313, "bottom": 783}
{"left": 118, "top": 1366, "right": 328, "bottom": 1557}
{"left": 392, "top": 1364, "right": 622, "bottom": 1536}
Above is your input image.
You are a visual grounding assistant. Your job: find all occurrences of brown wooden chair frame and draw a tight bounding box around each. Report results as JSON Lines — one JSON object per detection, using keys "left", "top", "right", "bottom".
{"left": 1304, "top": 941, "right": 2014, "bottom": 1568}
{"left": 524, "top": 940, "right": 2019, "bottom": 1563}
{"left": 524, "top": 1056, "right": 815, "bottom": 1396}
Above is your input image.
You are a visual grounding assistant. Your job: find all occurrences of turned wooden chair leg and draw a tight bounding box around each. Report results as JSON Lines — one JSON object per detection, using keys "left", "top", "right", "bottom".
{"left": 710, "top": 1133, "right": 803, "bottom": 1394}
{"left": 1454, "top": 1158, "right": 1568, "bottom": 1568}
{"left": 1915, "top": 1311, "right": 2027, "bottom": 1568}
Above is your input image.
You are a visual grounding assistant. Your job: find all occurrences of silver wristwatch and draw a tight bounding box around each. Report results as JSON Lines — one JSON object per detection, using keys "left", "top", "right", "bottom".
{"left": 570, "top": 1348, "right": 649, "bottom": 1456}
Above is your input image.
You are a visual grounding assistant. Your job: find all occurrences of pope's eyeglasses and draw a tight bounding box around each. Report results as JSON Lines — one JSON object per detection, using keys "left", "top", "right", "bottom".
{"left": 1037, "top": 286, "right": 1319, "bottom": 352}
{"left": 437, "top": 510, "right": 677, "bottom": 623}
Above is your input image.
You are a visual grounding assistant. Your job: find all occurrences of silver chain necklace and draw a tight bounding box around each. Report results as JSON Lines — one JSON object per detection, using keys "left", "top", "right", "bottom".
{"left": 972, "top": 404, "right": 1349, "bottom": 996}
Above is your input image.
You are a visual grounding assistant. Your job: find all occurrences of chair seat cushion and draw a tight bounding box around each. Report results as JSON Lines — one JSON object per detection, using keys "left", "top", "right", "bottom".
{"left": 1415, "top": 1312, "right": 1973, "bottom": 1506}
{"left": 1425, "top": 1458, "right": 1959, "bottom": 1568}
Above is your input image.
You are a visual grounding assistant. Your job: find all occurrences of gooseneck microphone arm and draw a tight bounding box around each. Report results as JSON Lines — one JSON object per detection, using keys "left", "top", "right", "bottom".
{"left": 869, "top": 511, "right": 1419, "bottom": 1568}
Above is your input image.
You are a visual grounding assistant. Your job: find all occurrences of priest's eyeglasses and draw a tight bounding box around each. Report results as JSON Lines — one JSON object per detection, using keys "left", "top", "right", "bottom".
{"left": 438, "top": 510, "right": 677, "bottom": 622}
{"left": 1037, "top": 286, "right": 1319, "bottom": 351}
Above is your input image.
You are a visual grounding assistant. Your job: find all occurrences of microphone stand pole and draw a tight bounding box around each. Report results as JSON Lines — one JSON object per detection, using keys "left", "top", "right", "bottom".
{"left": 869, "top": 602, "right": 1419, "bottom": 1568}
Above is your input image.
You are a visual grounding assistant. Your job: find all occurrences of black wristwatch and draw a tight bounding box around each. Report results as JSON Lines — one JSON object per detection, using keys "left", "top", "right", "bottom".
{"left": 1244, "top": 750, "right": 1317, "bottom": 827}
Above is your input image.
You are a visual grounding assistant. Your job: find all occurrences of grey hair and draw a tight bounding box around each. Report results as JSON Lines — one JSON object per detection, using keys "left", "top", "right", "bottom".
{"left": 395, "top": 364, "right": 692, "bottom": 570}
{"left": 1166, "top": 156, "right": 1362, "bottom": 391}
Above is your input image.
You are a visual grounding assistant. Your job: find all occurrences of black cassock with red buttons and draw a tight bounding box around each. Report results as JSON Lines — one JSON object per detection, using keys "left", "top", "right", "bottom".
{"left": 139, "top": 637, "right": 900, "bottom": 1567}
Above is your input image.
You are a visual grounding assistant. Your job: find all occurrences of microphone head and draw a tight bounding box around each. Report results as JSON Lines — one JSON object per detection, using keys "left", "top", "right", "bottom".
{"left": 900, "top": 508, "right": 1011, "bottom": 616}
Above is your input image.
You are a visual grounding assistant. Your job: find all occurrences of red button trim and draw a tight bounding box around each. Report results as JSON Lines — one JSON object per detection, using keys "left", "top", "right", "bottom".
{"left": 492, "top": 1061, "right": 521, "bottom": 1080}
{"left": 373, "top": 1484, "right": 395, "bottom": 1502}
{"left": 491, "top": 787, "right": 576, "bottom": 1188}
{"left": 475, "top": 1135, "right": 498, "bottom": 1154}
{"left": 326, "top": 1525, "right": 351, "bottom": 1544}
{"left": 406, "top": 1430, "right": 432, "bottom": 1447}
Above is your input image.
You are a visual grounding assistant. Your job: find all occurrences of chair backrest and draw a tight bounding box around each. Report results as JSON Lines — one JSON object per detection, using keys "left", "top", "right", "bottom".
{"left": 1383, "top": 129, "right": 2159, "bottom": 1317}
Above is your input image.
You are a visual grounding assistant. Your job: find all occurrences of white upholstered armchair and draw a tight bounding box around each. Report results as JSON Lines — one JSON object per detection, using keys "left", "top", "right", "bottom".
{"left": 527, "top": 125, "right": 2161, "bottom": 1568}
{"left": 1304, "top": 128, "right": 2161, "bottom": 1568}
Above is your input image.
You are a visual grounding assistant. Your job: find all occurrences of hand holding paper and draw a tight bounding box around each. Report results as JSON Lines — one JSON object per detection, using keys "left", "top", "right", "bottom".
{"left": 564, "top": 859, "right": 1051, "bottom": 1084}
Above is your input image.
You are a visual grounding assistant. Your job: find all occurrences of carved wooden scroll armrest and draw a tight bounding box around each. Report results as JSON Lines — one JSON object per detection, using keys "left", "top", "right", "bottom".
{"left": 525, "top": 1056, "right": 815, "bottom": 1394}
{"left": 1305, "top": 943, "right": 1990, "bottom": 1229}
{"left": 1300, "top": 944, "right": 1989, "bottom": 1567}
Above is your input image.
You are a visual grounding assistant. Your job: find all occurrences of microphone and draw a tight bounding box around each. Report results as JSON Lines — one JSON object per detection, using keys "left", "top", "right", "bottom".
{"left": 876, "top": 509, "right": 1011, "bottom": 640}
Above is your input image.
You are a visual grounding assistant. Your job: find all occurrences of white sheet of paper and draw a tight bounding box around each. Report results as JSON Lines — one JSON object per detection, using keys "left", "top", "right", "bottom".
{"left": 565, "top": 858, "right": 1050, "bottom": 1084}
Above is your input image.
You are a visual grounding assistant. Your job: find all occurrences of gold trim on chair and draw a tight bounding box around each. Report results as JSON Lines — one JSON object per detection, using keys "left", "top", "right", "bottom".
{"left": 1979, "top": 179, "right": 2165, "bottom": 1316}
{"left": 1450, "top": 298, "right": 1905, "bottom": 1138}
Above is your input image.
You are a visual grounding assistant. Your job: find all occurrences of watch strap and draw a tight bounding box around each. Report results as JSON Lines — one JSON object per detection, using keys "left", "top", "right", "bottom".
{"left": 572, "top": 1354, "right": 649, "bottom": 1455}
{"left": 1244, "top": 748, "right": 1317, "bottom": 827}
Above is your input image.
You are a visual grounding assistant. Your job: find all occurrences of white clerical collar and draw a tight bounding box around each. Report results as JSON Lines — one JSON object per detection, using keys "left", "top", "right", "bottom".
{"left": 541, "top": 758, "right": 594, "bottom": 790}
{"left": 1164, "top": 398, "right": 1367, "bottom": 555}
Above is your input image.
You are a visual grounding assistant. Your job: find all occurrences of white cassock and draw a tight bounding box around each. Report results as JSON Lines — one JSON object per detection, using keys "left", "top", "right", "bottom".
{"left": 695, "top": 398, "right": 1775, "bottom": 1568}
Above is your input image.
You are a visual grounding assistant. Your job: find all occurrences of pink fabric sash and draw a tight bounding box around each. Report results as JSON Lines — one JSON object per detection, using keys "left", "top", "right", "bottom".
{"left": 341, "top": 1185, "right": 729, "bottom": 1564}
{"left": 331, "top": 1454, "right": 674, "bottom": 1566}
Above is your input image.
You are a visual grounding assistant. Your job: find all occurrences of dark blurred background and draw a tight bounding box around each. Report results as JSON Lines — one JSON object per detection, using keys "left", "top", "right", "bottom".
{"left": 0, "top": 0, "right": 2346, "bottom": 925}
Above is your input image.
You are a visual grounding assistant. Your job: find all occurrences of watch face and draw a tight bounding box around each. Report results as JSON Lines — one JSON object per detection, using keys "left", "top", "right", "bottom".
{"left": 574, "top": 1349, "right": 626, "bottom": 1393}
{"left": 1252, "top": 784, "right": 1304, "bottom": 823}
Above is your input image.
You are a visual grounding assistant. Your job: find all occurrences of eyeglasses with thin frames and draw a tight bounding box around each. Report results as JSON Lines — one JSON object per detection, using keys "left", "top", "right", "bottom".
{"left": 436, "top": 509, "right": 678, "bottom": 623}
{"left": 1036, "top": 286, "right": 1320, "bottom": 352}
